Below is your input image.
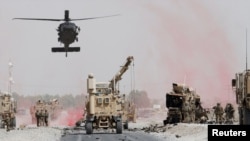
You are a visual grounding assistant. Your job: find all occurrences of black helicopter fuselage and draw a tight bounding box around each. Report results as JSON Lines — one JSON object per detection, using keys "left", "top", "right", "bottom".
{"left": 57, "top": 21, "right": 80, "bottom": 46}
{"left": 13, "top": 10, "right": 118, "bottom": 57}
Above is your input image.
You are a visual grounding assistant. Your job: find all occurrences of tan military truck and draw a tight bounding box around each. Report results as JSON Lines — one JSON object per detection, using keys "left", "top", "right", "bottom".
{"left": 85, "top": 56, "right": 134, "bottom": 134}
{"left": 30, "top": 99, "right": 62, "bottom": 126}
{"left": 0, "top": 92, "right": 17, "bottom": 130}
{"left": 47, "top": 99, "right": 63, "bottom": 121}
{"left": 30, "top": 100, "right": 48, "bottom": 126}
{"left": 163, "top": 83, "right": 207, "bottom": 125}
{"left": 232, "top": 69, "right": 250, "bottom": 125}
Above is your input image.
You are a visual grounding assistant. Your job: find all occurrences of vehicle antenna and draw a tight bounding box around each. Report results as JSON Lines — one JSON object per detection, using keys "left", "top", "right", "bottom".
{"left": 246, "top": 28, "right": 248, "bottom": 70}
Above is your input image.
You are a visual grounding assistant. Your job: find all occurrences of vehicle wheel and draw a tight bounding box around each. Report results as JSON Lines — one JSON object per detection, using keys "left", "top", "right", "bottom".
{"left": 239, "top": 107, "right": 243, "bottom": 125}
{"left": 116, "top": 121, "right": 122, "bottom": 134}
{"left": 0, "top": 121, "right": 4, "bottom": 128}
{"left": 11, "top": 117, "right": 16, "bottom": 128}
{"left": 163, "top": 119, "right": 168, "bottom": 125}
{"left": 123, "top": 121, "right": 128, "bottom": 129}
{"left": 86, "top": 122, "right": 93, "bottom": 134}
{"left": 242, "top": 107, "right": 250, "bottom": 125}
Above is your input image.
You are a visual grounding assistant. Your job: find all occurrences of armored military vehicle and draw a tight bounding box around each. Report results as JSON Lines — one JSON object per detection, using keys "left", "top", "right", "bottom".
{"left": 0, "top": 92, "right": 17, "bottom": 130}
{"left": 30, "top": 98, "right": 62, "bottom": 126}
{"left": 163, "top": 83, "right": 207, "bottom": 125}
{"left": 85, "top": 56, "right": 134, "bottom": 134}
{"left": 232, "top": 70, "right": 250, "bottom": 125}
{"left": 47, "top": 98, "right": 63, "bottom": 120}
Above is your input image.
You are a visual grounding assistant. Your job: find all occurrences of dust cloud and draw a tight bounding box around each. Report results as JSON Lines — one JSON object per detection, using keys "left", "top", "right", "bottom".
{"left": 136, "top": 1, "right": 238, "bottom": 108}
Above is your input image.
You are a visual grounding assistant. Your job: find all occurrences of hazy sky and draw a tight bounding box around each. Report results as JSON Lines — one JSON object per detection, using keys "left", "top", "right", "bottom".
{"left": 0, "top": 0, "right": 250, "bottom": 107}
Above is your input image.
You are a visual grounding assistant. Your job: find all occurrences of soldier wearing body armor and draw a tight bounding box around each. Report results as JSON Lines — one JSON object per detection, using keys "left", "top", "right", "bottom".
{"left": 214, "top": 103, "right": 224, "bottom": 124}
{"left": 35, "top": 110, "right": 40, "bottom": 127}
{"left": 189, "top": 98, "right": 196, "bottom": 123}
{"left": 224, "top": 103, "right": 235, "bottom": 124}
{"left": 39, "top": 109, "right": 45, "bottom": 126}
{"left": 44, "top": 110, "right": 49, "bottom": 126}
{"left": 182, "top": 102, "right": 191, "bottom": 123}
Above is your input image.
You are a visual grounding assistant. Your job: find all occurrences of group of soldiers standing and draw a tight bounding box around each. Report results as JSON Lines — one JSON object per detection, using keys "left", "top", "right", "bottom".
{"left": 35, "top": 109, "right": 49, "bottom": 127}
{"left": 213, "top": 103, "right": 235, "bottom": 124}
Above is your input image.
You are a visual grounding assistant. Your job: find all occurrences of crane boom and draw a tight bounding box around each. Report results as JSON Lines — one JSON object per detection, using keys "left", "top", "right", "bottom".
{"left": 110, "top": 56, "right": 134, "bottom": 91}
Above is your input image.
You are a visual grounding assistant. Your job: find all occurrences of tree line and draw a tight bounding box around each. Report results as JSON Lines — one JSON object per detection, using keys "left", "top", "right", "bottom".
{"left": 11, "top": 90, "right": 162, "bottom": 110}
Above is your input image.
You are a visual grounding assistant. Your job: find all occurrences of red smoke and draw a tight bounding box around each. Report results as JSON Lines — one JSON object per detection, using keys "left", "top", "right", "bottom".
{"left": 137, "top": 1, "right": 238, "bottom": 108}
{"left": 65, "top": 108, "right": 84, "bottom": 126}
{"left": 50, "top": 108, "right": 84, "bottom": 126}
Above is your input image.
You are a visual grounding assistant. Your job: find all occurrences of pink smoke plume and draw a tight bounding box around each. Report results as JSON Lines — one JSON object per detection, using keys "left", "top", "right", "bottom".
{"left": 137, "top": 1, "right": 239, "bottom": 108}
{"left": 51, "top": 108, "right": 84, "bottom": 126}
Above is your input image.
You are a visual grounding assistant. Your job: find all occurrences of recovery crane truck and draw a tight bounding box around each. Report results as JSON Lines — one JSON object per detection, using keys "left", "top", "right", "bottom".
{"left": 85, "top": 56, "right": 134, "bottom": 134}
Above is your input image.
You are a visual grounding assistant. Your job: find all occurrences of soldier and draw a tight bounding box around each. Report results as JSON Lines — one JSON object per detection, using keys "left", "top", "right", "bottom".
{"left": 189, "top": 100, "right": 196, "bottom": 123}
{"left": 44, "top": 110, "right": 49, "bottom": 126}
{"left": 35, "top": 110, "right": 40, "bottom": 127}
{"left": 182, "top": 102, "right": 191, "bottom": 123}
{"left": 39, "top": 109, "right": 45, "bottom": 126}
{"left": 214, "top": 103, "right": 224, "bottom": 124}
{"left": 224, "top": 103, "right": 235, "bottom": 124}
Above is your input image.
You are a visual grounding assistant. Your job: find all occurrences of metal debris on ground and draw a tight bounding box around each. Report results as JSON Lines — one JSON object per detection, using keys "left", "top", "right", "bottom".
{"left": 141, "top": 124, "right": 167, "bottom": 133}
{"left": 127, "top": 128, "right": 139, "bottom": 132}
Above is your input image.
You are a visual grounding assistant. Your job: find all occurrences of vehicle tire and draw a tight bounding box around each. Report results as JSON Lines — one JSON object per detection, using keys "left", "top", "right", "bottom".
{"left": 116, "top": 121, "right": 122, "bottom": 134}
{"left": 242, "top": 107, "right": 250, "bottom": 125}
{"left": 239, "top": 107, "right": 243, "bottom": 125}
{"left": 123, "top": 121, "right": 128, "bottom": 129}
{"left": 86, "top": 122, "right": 93, "bottom": 134}
{"left": 0, "top": 121, "right": 4, "bottom": 128}
{"left": 163, "top": 119, "right": 168, "bottom": 125}
{"left": 11, "top": 117, "right": 16, "bottom": 128}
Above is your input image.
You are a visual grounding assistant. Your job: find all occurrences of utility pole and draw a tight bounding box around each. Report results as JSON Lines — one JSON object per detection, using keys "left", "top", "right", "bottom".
{"left": 8, "top": 59, "right": 14, "bottom": 95}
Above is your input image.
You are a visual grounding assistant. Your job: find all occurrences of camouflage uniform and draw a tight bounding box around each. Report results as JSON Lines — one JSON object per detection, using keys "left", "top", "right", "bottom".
{"left": 214, "top": 103, "right": 224, "bottom": 124}
{"left": 39, "top": 110, "right": 45, "bottom": 126}
{"left": 35, "top": 110, "right": 40, "bottom": 127}
{"left": 182, "top": 102, "right": 191, "bottom": 123}
{"left": 189, "top": 101, "right": 196, "bottom": 122}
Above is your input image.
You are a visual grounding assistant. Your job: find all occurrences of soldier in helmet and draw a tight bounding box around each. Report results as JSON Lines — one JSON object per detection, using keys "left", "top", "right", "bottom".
{"left": 214, "top": 103, "right": 224, "bottom": 124}
{"left": 182, "top": 102, "right": 191, "bottom": 123}
{"left": 44, "top": 109, "right": 49, "bottom": 126}
{"left": 224, "top": 103, "right": 235, "bottom": 124}
{"left": 39, "top": 109, "right": 45, "bottom": 126}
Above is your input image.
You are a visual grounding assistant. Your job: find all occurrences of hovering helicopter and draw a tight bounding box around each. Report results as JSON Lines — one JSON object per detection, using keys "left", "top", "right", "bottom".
{"left": 13, "top": 10, "right": 118, "bottom": 57}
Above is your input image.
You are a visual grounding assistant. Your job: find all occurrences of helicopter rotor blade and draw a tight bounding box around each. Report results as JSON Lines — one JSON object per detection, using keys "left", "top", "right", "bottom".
{"left": 70, "top": 14, "right": 120, "bottom": 21}
{"left": 12, "top": 18, "right": 64, "bottom": 22}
